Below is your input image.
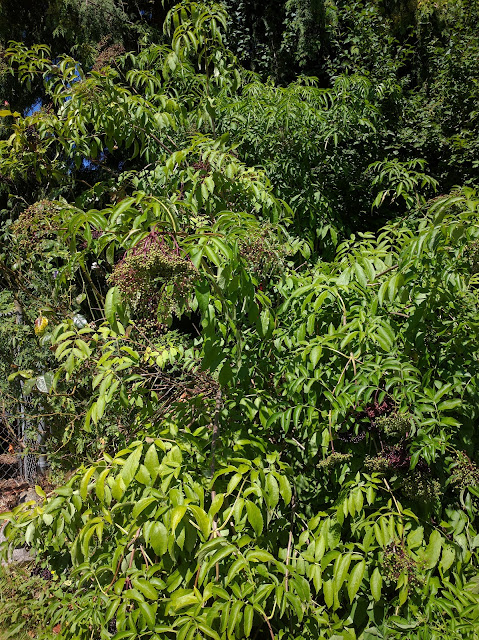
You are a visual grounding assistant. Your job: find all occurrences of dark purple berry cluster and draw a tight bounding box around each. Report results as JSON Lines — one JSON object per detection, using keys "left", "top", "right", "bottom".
{"left": 364, "top": 445, "right": 410, "bottom": 473}
{"left": 30, "top": 564, "right": 53, "bottom": 581}
{"left": 80, "top": 227, "right": 103, "bottom": 249}
{"left": 363, "top": 398, "right": 396, "bottom": 421}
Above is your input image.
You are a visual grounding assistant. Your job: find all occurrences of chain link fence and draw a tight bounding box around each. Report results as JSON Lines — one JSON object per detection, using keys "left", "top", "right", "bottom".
{"left": 1, "top": 401, "right": 43, "bottom": 484}
{"left": 1, "top": 305, "right": 47, "bottom": 504}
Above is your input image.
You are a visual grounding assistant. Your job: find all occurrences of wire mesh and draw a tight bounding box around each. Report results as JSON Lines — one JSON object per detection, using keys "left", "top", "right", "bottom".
{"left": 0, "top": 401, "right": 40, "bottom": 484}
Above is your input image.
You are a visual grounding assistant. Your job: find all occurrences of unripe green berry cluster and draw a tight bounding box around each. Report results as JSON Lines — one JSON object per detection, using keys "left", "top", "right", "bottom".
{"left": 450, "top": 451, "right": 479, "bottom": 490}
{"left": 383, "top": 542, "right": 421, "bottom": 587}
{"left": 11, "top": 200, "right": 62, "bottom": 253}
{"left": 239, "top": 227, "right": 286, "bottom": 280}
{"left": 317, "top": 452, "right": 352, "bottom": 471}
{"left": 110, "top": 234, "right": 197, "bottom": 325}
{"left": 375, "top": 413, "right": 410, "bottom": 438}
{"left": 401, "top": 471, "right": 442, "bottom": 505}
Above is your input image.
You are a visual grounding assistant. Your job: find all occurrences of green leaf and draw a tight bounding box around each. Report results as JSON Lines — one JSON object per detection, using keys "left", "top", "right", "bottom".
{"left": 196, "top": 280, "right": 210, "bottom": 314}
{"left": 80, "top": 466, "right": 96, "bottom": 500}
{"left": 406, "top": 527, "right": 424, "bottom": 550}
{"left": 189, "top": 505, "right": 210, "bottom": 538}
{"left": 354, "top": 263, "right": 367, "bottom": 287}
{"left": 218, "top": 361, "right": 233, "bottom": 386}
{"left": 370, "top": 567, "right": 382, "bottom": 602}
{"left": 120, "top": 446, "right": 143, "bottom": 487}
{"left": 171, "top": 505, "right": 187, "bottom": 533}
{"left": 95, "top": 468, "right": 110, "bottom": 502}
{"left": 333, "top": 553, "right": 351, "bottom": 591}
{"left": 438, "top": 399, "right": 461, "bottom": 411}
{"left": 105, "top": 286, "right": 121, "bottom": 326}
{"left": 278, "top": 474, "right": 292, "bottom": 505}
{"left": 265, "top": 473, "right": 279, "bottom": 510}
{"left": 132, "top": 497, "right": 156, "bottom": 520}
{"left": 347, "top": 560, "right": 365, "bottom": 603}
{"left": 323, "top": 578, "right": 334, "bottom": 608}
{"left": 258, "top": 309, "right": 273, "bottom": 338}
{"left": 439, "top": 544, "right": 455, "bottom": 573}
{"left": 246, "top": 549, "right": 275, "bottom": 563}
{"left": 144, "top": 444, "right": 160, "bottom": 481}
{"left": 149, "top": 522, "right": 168, "bottom": 556}
{"left": 228, "top": 600, "right": 243, "bottom": 639}
{"left": 423, "top": 530, "right": 443, "bottom": 570}
{"left": 226, "top": 557, "right": 248, "bottom": 585}
{"left": 246, "top": 501, "right": 264, "bottom": 537}
{"left": 243, "top": 604, "right": 254, "bottom": 637}
{"left": 133, "top": 578, "right": 158, "bottom": 601}
{"left": 138, "top": 601, "right": 157, "bottom": 630}
{"left": 292, "top": 575, "right": 310, "bottom": 601}
{"left": 310, "top": 345, "right": 322, "bottom": 368}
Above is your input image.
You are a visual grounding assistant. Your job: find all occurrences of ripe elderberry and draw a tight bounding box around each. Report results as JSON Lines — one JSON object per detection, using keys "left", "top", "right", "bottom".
{"left": 30, "top": 564, "right": 53, "bottom": 580}
{"left": 364, "top": 445, "right": 411, "bottom": 474}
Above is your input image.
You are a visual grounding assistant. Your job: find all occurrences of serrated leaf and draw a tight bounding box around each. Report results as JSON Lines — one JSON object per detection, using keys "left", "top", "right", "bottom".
{"left": 132, "top": 497, "right": 156, "bottom": 520}
{"left": 265, "top": 473, "right": 279, "bottom": 510}
{"left": 323, "top": 578, "right": 334, "bottom": 608}
{"left": 246, "top": 501, "right": 264, "bottom": 537}
{"left": 370, "top": 567, "right": 382, "bottom": 602}
{"left": 278, "top": 474, "right": 292, "bottom": 505}
{"left": 310, "top": 345, "right": 322, "bottom": 368}
{"left": 189, "top": 505, "right": 210, "bottom": 538}
{"left": 171, "top": 505, "right": 187, "bottom": 533}
{"left": 138, "top": 601, "right": 157, "bottom": 630}
{"left": 423, "top": 530, "right": 443, "bottom": 570}
{"left": 120, "top": 446, "right": 143, "bottom": 487}
{"left": 133, "top": 578, "right": 158, "bottom": 601}
{"left": 149, "top": 522, "right": 168, "bottom": 556}
{"left": 347, "top": 560, "right": 365, "bottom": 603}
{"left": 243, "top": 604, "right": 254, "bottom": 637}
{"left": 406, "top": 527, "right": 423, "bottom": 550}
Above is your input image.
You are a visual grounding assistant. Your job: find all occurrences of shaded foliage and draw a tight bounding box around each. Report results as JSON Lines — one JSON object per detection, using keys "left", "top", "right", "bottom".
{"left": 0, "top": 2, "right": 478, "bottom": 640}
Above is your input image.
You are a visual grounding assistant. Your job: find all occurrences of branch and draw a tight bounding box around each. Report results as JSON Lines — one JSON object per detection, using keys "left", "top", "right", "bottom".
{"left": 210, "top": 387, "right": 223, "bottom": 580}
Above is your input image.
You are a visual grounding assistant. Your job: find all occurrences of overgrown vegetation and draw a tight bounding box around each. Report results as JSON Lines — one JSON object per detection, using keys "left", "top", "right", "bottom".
{"left": 0, "top": 1, "right": 479, "bottom": 639}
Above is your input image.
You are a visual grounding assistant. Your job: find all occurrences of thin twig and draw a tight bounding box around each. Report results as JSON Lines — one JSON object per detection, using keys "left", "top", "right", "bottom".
{"left": 210, "top": 388, "right": 223, "bottom": 580}
{"left": 374, "top": 264, "right": 399, "bottom": 279}
{"left": 284, "top": 491, "right": 296, "bottom": 592}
